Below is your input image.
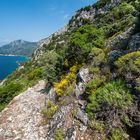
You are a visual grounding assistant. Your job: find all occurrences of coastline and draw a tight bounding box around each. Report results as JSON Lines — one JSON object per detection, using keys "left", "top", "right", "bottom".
{"left": 0, "top": 54, "right": 30, "bottom": 60}
{"left": 0, "top": 78, "right": 7, "bottom": 86}
{"left": 0, "top": 54, "right": 24, "bottom": 57}
{"left": 0, "top": 55, "right": 29, "bottom": 80}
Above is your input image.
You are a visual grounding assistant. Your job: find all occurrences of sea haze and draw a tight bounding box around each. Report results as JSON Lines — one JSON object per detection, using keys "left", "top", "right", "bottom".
{"left": 0, "top": 55, "right": 28, "bottom": 80}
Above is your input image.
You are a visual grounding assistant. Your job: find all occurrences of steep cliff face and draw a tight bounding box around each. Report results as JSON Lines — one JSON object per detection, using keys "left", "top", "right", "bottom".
{"left": 0, "top": 0, "right": 140, "bottom": 139}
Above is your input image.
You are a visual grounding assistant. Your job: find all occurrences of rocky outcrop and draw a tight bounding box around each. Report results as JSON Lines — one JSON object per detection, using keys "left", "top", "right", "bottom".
{"left": 127, "top": 33, "right": 140, "bottom": 51}
{"left": 107, "top": 29, "right": 140, "bottom": 61}
{"left": 33, "top": 0, "right": 123, "bottom": 61}
{"left": 108, "top": 50, "right": 122, "bottom": 61}
{"left": 106, "top": 25, "right": 135, "bottom": 50}
{"left": 68, "top": 0, "right": 122, "bottom": 30}
{"left": 0, "top": 67, "right": 92, "bottom": 140}
{"left": 43, "top": 68, "right": 92, "bottom": 140}
{"left": 97, "top": 0, "right": 121, "bottom": 14}
{"left": 33, "top": 26, "right": 68, "bottom": 60}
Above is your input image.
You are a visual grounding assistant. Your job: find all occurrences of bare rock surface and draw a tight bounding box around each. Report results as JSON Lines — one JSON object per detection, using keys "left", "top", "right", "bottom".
{"left": 0, "top": 80, "right": 46, "bottom": 140}
{"left": 106, "top": 25, "right": 135, "bottom": 49}
{"left": 127, "top": 33, "right": 140, "bottom": 51}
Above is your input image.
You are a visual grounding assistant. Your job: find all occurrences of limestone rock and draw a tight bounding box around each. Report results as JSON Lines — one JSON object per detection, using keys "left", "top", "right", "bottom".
{"left": 75, "top": 108, "right": 88, "bottom": 125}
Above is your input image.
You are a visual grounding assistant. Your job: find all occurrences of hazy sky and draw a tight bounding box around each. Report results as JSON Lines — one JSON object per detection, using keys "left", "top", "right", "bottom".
{"left": 0, "top": 0, "right": 97, "bottom": 45}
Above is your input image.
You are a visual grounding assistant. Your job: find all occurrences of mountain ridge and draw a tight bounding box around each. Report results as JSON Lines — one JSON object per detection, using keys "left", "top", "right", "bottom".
{"left": 0, "top": 39, "right": 37, "bottom": 57}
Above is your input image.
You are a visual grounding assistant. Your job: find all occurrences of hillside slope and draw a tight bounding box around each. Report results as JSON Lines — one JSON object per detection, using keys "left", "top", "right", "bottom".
{"left": 0, "top": 0, "right": 140, "bottom": 139}
{"left": 0, "top": 40, "right": 37, "bottom": 56}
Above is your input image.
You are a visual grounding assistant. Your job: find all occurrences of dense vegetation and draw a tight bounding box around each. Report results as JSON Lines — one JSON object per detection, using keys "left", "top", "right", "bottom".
{"left": 0, "top": 0, "right": 140, "bottom": 139}
{"left": 86, "top": 80, "right": 132, "bottom": 117}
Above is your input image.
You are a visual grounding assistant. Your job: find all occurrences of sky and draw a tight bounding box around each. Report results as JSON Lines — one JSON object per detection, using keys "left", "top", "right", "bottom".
{"left": 0, "top": 0, "right": 97, "bottom": 45}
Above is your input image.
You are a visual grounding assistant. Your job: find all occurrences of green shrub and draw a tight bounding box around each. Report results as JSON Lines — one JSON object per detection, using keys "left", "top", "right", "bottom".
{"left": 90, "top": 120, "right": 105, "bottom": 132}
{"left": 28, "top": 68, "right": 43, "bottom": 80}
{"left": 122, "top": 116, "right": 133, "bottom": 127}
{"left": 95, "top": 2, "right": 135, "bottom": 38}
{"left": 38, "top": 51, "right": 63, "bottom": 85}
{"left": 84, "top": 6, "right": 91, "bottom": 11}
{"left": 0, "top": 82, "right": 23, "bottom": 111}
{"left": 105, "top": 15, "right": 135, "bottom": 38}
{"left": 85, "top": 75, "right": 106, "bottom": 94}
{"left": 115, "top": 51, "right": 140, "bottom": 92}
{"left": 68, "top": 25, "right": 105, "bottom": 64}
{"left": 100, "top": 2, "right": 133, "bottom": 24}
{"left": 110, "top": 128, "right": 126, "bottom": 140}
{"left": 88, "top": 47, "right": 106, "bottom": 66}
{"left": 115, "top": 51, "right": 140, "bottom": 74}
{"left": 42, "top": 43, "right": 55, "bottom": 51}
{"left": 41, "top": 101, "right": 58, "bottom": 119}
{"left": 54, "top": 128, "right": 65, "bottom": 140}
{"left": 82, "top": 18, "right": 91, "bottom": 24}
{"left": 86, "top": 80, "right": 132, "bottom": 117}
{"left": 70, "top": 25, "right": 104, "bottom": 51}
{"left": 0, "top": 104, "right": 6, "bottom": 112}
{"left": 93, "top": 0, "right": 110, "bottom": 10}
{"left": 89, "top": 67, "right": 100, "bottom": 74}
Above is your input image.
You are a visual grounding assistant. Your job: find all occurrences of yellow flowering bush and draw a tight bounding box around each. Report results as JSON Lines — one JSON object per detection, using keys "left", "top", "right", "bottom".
{"left": 54, "top": 65, "right": 78, "bottom": 97}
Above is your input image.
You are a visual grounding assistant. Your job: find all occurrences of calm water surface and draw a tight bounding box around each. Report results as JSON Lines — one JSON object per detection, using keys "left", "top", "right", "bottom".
{"left": 0, "top": 56, "right": 28, "bottom": 80}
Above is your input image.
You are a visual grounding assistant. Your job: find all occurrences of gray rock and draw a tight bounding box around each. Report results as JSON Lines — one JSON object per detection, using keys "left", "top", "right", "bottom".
{"left": 79, "top": 68, "right": 90, "bottom": 83}
{"left": 78, "top": 100, "right": 87, "bottom": 110}
{"left": 108, "top": 50, "right": 121, "bottom": 61}
{"left": 127, "top": 33, "right": 140, "bottom": 51}
{"left": 79, "top": 124, "right": 87, "bottom": 132}
{"left": 106, "top": 25, "right": 135, "bottom": 49}
{"left": 75, "top": 82, "right": 85, "bottom": 98}
{"left": 46, "top": 104, "right": 74, "bottom": 139}
{"left": 76, "top": 108, "right": 88, "bottom": 125}
{"left": 65, "top": 126, "right": 77, "bottom": 140}
{"left": 45, "top": 88, "right": 56, "bottom": 105}
{"left": 97, "top": 0, "right": 121, "bottom": 15}
{"left": 33, "top": 25, "right": 68, "bottom": 60}
{"left": 67, "top": 0, "right": 122, "bottom": 32}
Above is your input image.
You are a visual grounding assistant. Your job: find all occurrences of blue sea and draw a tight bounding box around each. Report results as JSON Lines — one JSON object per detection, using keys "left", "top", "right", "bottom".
{"left": 0, "top": 56, "right": 28, "bottom": 80}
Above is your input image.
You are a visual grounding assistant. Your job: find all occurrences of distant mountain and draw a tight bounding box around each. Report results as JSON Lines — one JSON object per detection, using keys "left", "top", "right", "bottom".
{"left": 0, "top": 40, "right": 38, "bottom": 56}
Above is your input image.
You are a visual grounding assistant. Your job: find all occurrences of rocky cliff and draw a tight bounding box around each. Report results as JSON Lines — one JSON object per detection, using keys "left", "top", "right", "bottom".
{"left": 0, "top": 0, "right": 140, "bottom": 139}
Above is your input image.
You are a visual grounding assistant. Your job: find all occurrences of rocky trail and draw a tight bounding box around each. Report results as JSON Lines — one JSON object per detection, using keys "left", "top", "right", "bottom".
{"left": 0, "top": 80, "right": 47, "bottom": 140}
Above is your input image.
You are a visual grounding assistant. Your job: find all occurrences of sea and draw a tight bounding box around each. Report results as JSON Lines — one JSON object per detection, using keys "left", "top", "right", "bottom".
{"left": 0, "top": 55, "right": 28, "bottom": 80}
